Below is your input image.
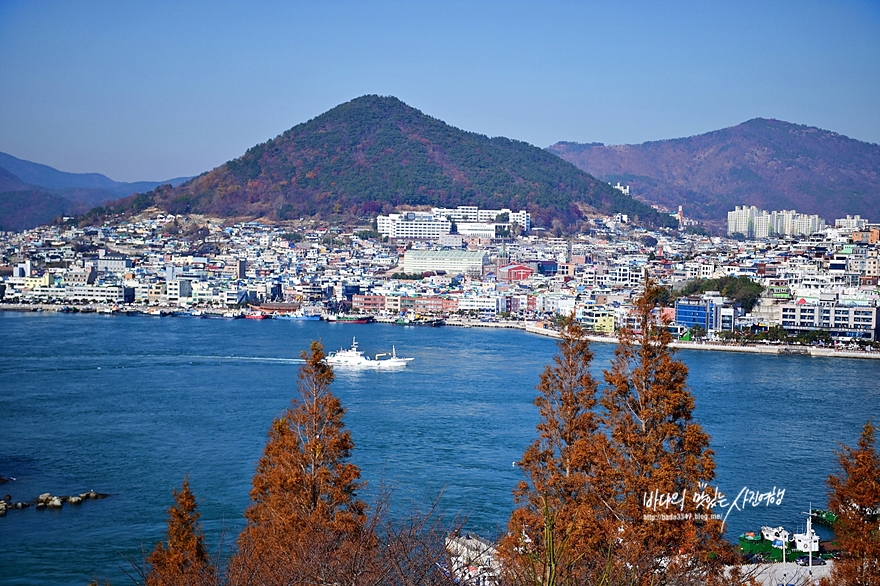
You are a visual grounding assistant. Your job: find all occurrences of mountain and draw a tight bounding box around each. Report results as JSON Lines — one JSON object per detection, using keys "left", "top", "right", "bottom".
{"left": 0, "top": 166, "right": 31, "bottom": 192}
{"left": 0, "top": 189, "right": 86, "bottom": 232}
{"left": 0, "top": 151, "right": 191, "bottom": 200}
{"left": 122, "top": 95, "right": 675, "bottom": 230}
{"left": 0, "top": 152, "right": 191, "bottom": 231}
{"left": 548, "top": 119, "right": 880, "bottom": 225}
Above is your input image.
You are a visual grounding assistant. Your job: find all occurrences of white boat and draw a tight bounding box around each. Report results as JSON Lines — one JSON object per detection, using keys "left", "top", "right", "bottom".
{"left": 325, "top": 337, "right": 414, "bottom": 368}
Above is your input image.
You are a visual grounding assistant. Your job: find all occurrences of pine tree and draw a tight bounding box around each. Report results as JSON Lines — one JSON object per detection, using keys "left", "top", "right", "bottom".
{"left": 601, "top": 279, "right": 725, "bottom": 579}
{"left": 826, "top": 420, "right": 880, "bottom": 586}
{"left": 146, "top": 477, "right": 215, "bottom": 586}
{"left": 228, "top": 341, "right": 373, "bottom": 586}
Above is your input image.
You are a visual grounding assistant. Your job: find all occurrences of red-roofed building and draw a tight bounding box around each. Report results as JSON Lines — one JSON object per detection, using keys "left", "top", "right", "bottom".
{"left": 497, "top": 263, "right": 534, "bottom": 283}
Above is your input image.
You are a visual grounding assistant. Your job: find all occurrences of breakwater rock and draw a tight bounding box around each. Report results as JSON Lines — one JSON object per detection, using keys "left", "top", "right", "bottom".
{"left": 0, "top": 491, "right": 109, "bottom": 516}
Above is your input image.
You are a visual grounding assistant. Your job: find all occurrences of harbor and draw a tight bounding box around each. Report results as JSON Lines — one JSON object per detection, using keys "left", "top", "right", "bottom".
{"left": 4, "top": 302, "right": 878, "bottom": 362}
{"left": 3, "top": 310, "right": 878, "bottom": 585}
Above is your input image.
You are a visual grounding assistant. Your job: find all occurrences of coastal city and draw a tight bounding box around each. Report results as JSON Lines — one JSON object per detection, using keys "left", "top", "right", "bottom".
{"left": 5, "top": 4, "right": 880, "bottom": 586}
{"left": 2, "top": 197, "right": 878, "bottom": 355}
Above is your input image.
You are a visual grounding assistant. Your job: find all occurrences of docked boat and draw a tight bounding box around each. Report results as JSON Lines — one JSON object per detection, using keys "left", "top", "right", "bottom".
{"left": 276, "top": 314, "right": 321, "bottom": 321}
{"left": 393, "top": 314, "right": 445, "bottom": 327}
{"left": 809, "top": 509, "right": 838, "bottom": 527}
{"left": 738, "top": 519, "right": 820, "bottom": 563}
{"left": 326, "top": 314, "right": 375, "bottom": 324}
{"left": 275, "top": 307, "right": 323, "bottom": 321}
{"left": 325, "top": 337, "right": 414, "bottom": 368}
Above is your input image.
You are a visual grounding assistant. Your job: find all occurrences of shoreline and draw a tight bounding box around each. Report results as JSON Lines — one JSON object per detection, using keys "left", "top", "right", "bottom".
{"left": 3, "top": 303, "right": 879, "bottom": 361}
{"left": 446, "top": 318, "right": 880, "bottom": 361}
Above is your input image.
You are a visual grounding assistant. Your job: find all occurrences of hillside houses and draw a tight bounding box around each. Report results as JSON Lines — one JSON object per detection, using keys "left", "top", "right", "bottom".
{"left": 1, "top": 209, "right": 878, "bottom": 343}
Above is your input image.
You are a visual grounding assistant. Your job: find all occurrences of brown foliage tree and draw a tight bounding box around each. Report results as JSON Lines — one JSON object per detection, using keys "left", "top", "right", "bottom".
{"left": 826, "top": 420, "right": 880, "bottom": 586}
{"left": 502, "top": 281, "right": 730, "bottom": 586}
{"left": 601, "top": 279, "right": 725, "bottom": 572}
{"left": 228, "top": 341, "right": 374, "bottom": 586}
{"left": 499, "top": 317, "right": 615, "bottom": 585}
{"left": 146, "top": 477, "right": 216, "bottom": 586}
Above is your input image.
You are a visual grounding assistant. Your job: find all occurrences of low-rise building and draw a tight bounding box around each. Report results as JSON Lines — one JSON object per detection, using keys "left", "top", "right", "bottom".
{"left": 779, "top": 299, "right": 879, "bottom": 341}
{"left": 403, "top": 250, "right": 489, "bottom": 277}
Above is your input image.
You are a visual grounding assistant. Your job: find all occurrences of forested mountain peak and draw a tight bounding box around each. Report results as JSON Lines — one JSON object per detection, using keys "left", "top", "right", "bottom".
{"left": 128, "top": 95, "right": 674, "bottom": 229}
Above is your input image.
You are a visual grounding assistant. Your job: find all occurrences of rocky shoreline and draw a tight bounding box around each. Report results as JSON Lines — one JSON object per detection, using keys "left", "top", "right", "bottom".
{"left": 0, "top": 489, "right": 109, "bottom": 516}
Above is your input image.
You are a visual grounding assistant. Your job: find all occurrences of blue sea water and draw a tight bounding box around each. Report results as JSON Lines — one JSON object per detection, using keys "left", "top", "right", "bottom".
{"left": 1, "top": 312, "right": 878, "bottom": 585}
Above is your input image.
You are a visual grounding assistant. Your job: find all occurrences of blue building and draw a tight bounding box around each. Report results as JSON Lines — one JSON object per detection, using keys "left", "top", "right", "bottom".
{"left": 675, "top": 297, "right": 710, "bottom": 330}
{"left": 674, "top": 293, "right": 743, "bottom": 334}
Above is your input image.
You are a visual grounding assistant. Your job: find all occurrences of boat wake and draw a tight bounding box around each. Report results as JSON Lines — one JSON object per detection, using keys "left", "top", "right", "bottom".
{"left": 179, "top": 355, "right": 305, "bottom": 364}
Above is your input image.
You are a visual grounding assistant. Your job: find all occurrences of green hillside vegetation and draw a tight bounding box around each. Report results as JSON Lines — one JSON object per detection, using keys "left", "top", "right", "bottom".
{"left": 677, "top": 275, "right": 764, "bottom": 311}
{"left": 122, "top": 95, "right": 675, "bottom": 230}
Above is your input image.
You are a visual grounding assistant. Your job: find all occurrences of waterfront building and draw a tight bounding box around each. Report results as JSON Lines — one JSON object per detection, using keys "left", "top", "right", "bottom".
{"left": 576, "top": 305, "right": 615, "bottom": 333}
{"left": 779, "top": 298, "right": 880, "bottom": 341}
{"left": 457, "top": 295, "right": 504, "bottom": 315}
{"left": 352, "top": 294, "right": 386, "bottom": 313}
{"left": 674, "top": 292, "right": 743, "bottom": 334}
{"left": 166, "top": 278, "right": 194, "bottom": 306}
{"left": 29, "top": 284, "right": 135, "bottom": 304}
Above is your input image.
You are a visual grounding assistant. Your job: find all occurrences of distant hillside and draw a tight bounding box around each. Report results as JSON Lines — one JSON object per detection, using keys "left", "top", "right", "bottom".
{"left": 0, "top": 166, "right": 31, "bottom": 193}
{"left": 549, "top": 119, "right": 880, "bottom": 223}
{"left": 0, "top": 191, "right": 88, "bottom": 232}
{"left": 122, "top": 95, "right": 674, "bottom": 230}
{"left": 0, "top": 151, "right": 191, "bottom": 199}
{"left": 0, "top": 152, "right": 191, "bottom": 231}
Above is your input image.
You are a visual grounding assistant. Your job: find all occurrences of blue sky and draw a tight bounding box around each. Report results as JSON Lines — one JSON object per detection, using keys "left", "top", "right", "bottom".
{"left": 1, "top": 0, "right": 878, "bottom": 182}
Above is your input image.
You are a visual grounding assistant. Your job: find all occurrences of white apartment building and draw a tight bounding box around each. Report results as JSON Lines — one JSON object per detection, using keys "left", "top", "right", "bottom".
{"left": 457, "top": 295, "right": 504, "bottom": 314}
{"left": 376, "top": 212, "right": 451, "bottom": 239}
{"left": 166, "top": 278, "right": 195, "bottom": 306}
{"left": 835, "top": 215, "right": 869, "bottom": 230}
{"left": 728, "top": 206, "right": 761, "bottom": 237}
{"left": 728, "top": 206, "right": 827, "bottom": 239}
{"left": 29, "top": 284, "right": 132, "bottom": 304}
{"left": 431, "top": 206, "right": 531, "bottom": 231}
{"left": 456, "top": 223, "right": 497, "bottom": 238}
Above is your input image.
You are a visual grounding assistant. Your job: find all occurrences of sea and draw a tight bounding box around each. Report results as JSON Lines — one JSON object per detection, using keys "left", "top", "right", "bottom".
{"left": 1, "top": 311, "right": 878, "bottom": 585}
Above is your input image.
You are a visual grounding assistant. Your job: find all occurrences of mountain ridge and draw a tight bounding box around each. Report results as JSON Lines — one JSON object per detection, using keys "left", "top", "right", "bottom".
{"left": 0, "top": 151, "right": 192, "bottom": 198}
{"left": 548, "top": 118, "right": 880, "bottom": 224}
{"left": 0, "top": 152, "right": 192, "bottom": 231}
{"left": 121, "top": 95, "right": 676, "bottom": 230}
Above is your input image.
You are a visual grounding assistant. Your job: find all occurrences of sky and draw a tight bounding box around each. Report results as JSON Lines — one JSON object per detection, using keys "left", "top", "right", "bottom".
{"left": 1, "top": 1, "right": 879, "bottom": 183}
